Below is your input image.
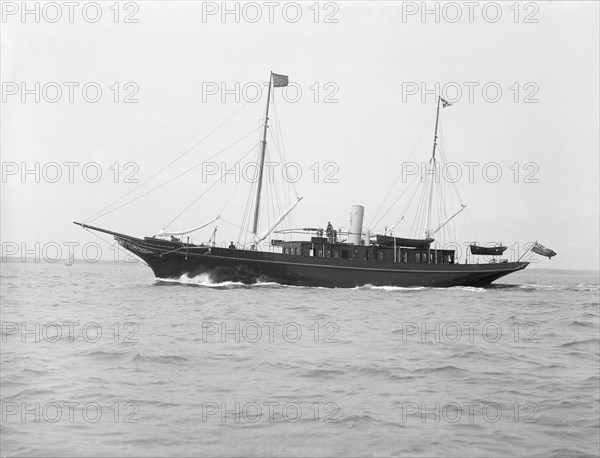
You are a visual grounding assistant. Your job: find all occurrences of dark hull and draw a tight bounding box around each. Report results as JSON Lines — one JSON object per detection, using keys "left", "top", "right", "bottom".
{"left": 114, "top": 234, "right": 528, "bottom": 288}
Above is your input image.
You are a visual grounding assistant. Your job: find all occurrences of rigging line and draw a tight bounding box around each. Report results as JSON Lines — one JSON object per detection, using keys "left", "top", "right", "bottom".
{"left": 240, "top": 150, "right": 259, "bottom": 244}
{"left": 272, "top": 102, "right": 290, "bottom": 177}
{"left": 267, "top": 120, "right": 284, "bottom": 166}
{"left": 458, "top": 207, "right": 468, "bottom": 245}
{"left": 268, "top": 128, "right": 297, "bottom": 204}
{"left": 90, "top": 129, "right": 262, "bottom": 223}
{"left": 159, "top": 246, "right": 187, "bottom": 257}
{"left": 467, "top": 206, "right": 480, "bottom": 242}
{"left": 272, "top": 103, "right": 299, "bottom": 203}
{"left": 272, "top": 167, "right": 286, "bottom": 228}
{"left": 412, "top": 176, "right": 429, "bottom": 238}
{"left": 271, "top": 162, "right": 286, "bottom": 238}
{"left": 436, "top": 141, "right": 465, "bottom": 208}
{"left": 163, "top": 177, "right": 222, "bottom": 230}
{"left": 418, "top": 177, "right": 429, "bottom": 237}
{"left": 445, "top": 185, "right": 456, "bottom": 245}
{"left": 84, "top": 101, "right": 252, "bottom": 224}
{"left": 239, "top": 196, "right": 249, "bottom": 244}
{"left": 270, "top": 102, "right": 282, "bottom": 149}
{"left": 368, "top": 111, "right": 436, "bottom": 228}
{"left": 269, "top": 168, "right": 280, "bottom": 219}
{"left": 400, "top": 174, "right": 425, "bottom": 222}
{"left": 82, "top": 226, "right": 134, "bottom": 261}
{"left": 217, "top": 226, "right": 237, "bottom": 247}
{"left": 240, "top": 181, "right": 255, "bottom": 243}
{"left": 267, "top": 108, "right": 296, "bottom": 204}
{"left": 83, "top": 226, "right": 115, "bottom": 247}
{"left": 267, "top": 128, "right": 284, "bottom": 164}
{"left": 436, "top": 174, "right": 448, "bottom": 244}
{"left": 409, "top": 187, "right": 421, "bottom": 238}
{"left": 219, "top": 177, "right": 243, "bottom": 216}
{"left": 414, "top": 183, "right": 427, "bottom": 238}
{"left": 437, "top": 118, "right": 464, "bottom": 208}
{"left": 220, "top": 216, "right": 252, "bottom": 235}
{"left": 246, "top": 172, "right": 258, "bottom": 243}
{"left": 447, "top": 172, "right": 459, "bottom": 244}
{"left": 267, "top": 133, "right": 290, "bottom": 216}
{"left": 267, "top": 150, "right": 277, "bottom": 236}
{"left": 268, "top": 146, "right": 287, "bottom": 231}
{"left": 371, "top": 170, "right": 422, "bottom": 231}
{"left": 164, "top": 140, "right": 261, "bottom": 228}
{"left": 268, "top": 172, "right": 273, "bottom": 237}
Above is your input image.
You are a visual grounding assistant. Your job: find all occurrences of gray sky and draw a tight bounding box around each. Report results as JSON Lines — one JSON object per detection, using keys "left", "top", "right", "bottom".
{"left": 1, "top": 1, "right": 599, "bottom": 270}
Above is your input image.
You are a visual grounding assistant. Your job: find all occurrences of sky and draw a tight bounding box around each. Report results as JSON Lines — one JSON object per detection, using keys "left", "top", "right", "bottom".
{"left": 1, "top": 1, "right": 599, "bottom": 270}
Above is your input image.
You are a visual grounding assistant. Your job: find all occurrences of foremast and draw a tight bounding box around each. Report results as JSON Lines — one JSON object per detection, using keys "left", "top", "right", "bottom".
{"left": 251, "top": 72, "right": 273, "bottom": 241}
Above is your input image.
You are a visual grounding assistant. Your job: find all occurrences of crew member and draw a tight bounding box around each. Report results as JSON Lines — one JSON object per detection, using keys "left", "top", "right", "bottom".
{"left": 228, "top": 241, "right": 236, "bottom": 249}
{"left": 326, "top": 222, "right": 334, "bottom": 243}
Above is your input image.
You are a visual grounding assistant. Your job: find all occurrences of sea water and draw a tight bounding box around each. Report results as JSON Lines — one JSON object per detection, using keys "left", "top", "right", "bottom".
{"left": 1, "top": 262, "right": 598, "bottom": 457}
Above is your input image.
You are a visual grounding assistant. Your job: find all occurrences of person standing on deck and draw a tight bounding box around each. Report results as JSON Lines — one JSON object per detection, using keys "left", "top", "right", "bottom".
{"left": 326, "top": 222, "right": 335, "bottom": 243}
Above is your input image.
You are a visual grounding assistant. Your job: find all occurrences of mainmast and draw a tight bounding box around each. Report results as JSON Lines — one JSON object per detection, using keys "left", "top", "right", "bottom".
{"left": 251, "top": 72, "right": 273, "bottom": 243}
{"left": 424, "top": 96, "right": 442, "bottom": 238}
{"left": 250, "top": 71, "right": 289, "bottom": 249}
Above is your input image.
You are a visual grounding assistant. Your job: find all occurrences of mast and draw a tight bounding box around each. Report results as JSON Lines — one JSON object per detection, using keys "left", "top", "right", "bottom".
{"left": 251, "top": 72, "right": 273, "bottom": 243}
{"left": 424, "top": 96, "right": 441, "bottom": 238}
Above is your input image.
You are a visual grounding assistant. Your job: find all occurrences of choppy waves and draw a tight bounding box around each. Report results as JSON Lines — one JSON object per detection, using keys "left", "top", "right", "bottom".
{"left": 1, "top": 263, "right": 599, "bottom": 457}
